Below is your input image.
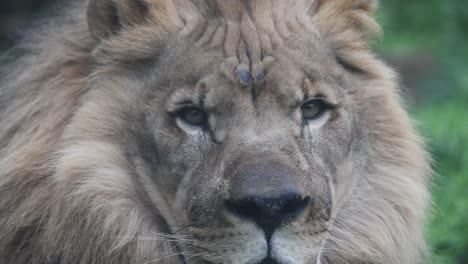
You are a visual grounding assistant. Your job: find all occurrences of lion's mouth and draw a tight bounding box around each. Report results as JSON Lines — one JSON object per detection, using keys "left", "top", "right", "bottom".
{"left": 182, "top": 226, "right": 327, "bottom": 264}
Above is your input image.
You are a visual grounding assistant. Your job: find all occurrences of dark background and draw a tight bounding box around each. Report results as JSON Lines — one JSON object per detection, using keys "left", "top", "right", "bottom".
{"left": 0, "top": 1, "right": 467, "bottom": 263}
{"left": 0, "top": 0, "right": 57, "bottom": 50}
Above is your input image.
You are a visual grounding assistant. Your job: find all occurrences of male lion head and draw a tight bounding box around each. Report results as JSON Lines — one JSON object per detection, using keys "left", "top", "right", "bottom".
{"left": 0, "top": 0, "right": 431, "bottom": 264}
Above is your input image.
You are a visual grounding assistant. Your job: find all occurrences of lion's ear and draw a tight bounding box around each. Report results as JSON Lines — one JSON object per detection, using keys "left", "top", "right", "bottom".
{"left": 310, "top": 0, "right": 381, "bottom": 75}
{"left": 87, "top": 0, "right": 150, "bottom": 40}
{"left": 310, "top": 0, "right": 380, "bottom": 40}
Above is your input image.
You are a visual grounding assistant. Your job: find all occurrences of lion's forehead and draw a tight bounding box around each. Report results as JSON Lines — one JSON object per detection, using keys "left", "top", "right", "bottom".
{"left": 133, "top": 1, "right": 324, "bottom": 87}
{"left": 185, "top": 4, "right": 319, "bottom": 87}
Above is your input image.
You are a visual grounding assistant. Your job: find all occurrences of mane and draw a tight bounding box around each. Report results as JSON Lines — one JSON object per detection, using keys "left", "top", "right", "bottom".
{"left": 0, "top": 2, "right": 131, "bottom": 262}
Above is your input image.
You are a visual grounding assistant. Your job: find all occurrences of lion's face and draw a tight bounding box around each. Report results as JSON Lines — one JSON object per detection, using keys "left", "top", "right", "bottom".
{"left": 144, "top": 46, "right": 350, "bottom": 264}
{"left": 88, "top": 10, "right": 360, "bottom": 263}
{"left": 135, "top": 47, "right": 349, "bottom": 264}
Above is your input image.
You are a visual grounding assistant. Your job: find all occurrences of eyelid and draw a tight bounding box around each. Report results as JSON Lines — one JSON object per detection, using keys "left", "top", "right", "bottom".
{"left": 302, "top": 95, "right": 340, "bottom": 110}
{"left": 167, "top": 99, "right": 201, "bottom": 114}
{"left": 168, "top": 104, "right": 208, "bottom": 119}
{"left": 174, "top": 100, "right": 197, "bottom": 109}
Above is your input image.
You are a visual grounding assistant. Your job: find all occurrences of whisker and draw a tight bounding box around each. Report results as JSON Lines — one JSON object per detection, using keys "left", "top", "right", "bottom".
{"left": 181, "top": 252, "right": 212, "bottom": 264}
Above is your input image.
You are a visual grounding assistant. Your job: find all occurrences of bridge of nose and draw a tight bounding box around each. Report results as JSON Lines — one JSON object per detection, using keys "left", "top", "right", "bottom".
{"left": 228, "top": 158, "right": 303, "bottom": 200}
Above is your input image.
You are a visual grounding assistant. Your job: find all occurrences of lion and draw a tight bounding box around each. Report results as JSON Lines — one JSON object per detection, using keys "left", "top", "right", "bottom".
{"left": 0, "top": 0, "right": 431, "bottom": 263}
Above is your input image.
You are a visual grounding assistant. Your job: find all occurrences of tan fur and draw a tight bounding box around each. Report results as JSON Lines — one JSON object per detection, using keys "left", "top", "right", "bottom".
{"left": 0, "top": 1, "right": 431, "bottom": 263}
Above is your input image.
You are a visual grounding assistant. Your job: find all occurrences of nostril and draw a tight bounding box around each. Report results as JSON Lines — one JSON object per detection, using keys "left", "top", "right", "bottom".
{"left": 225, "top": 193, "right": 310, "bottom": 235}
{"left": 280, "top": 196, "right": 310, "bottom": 216}
{"left": 226, "top": 199, "right": 260, "bottom": 219}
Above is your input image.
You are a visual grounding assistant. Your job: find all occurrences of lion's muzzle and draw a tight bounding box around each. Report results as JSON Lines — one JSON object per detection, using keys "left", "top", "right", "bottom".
{"left": 226, "top": 192, "right": 310, "bottom": 239}
{"left": 217, "top": 158, "right": 330, "bottom": 263}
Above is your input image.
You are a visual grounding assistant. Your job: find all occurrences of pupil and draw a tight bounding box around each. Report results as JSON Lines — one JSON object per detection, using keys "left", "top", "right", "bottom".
{"left": 306, "top": 104, "right": 316, "bottom": 110}
{"left": 183, "top": 108, "right": 205, "bottom": 125}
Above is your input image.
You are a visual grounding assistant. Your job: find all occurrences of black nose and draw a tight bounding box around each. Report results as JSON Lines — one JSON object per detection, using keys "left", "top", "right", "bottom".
{"left": 226, "top": 193, "right": 309, "bottom": 235}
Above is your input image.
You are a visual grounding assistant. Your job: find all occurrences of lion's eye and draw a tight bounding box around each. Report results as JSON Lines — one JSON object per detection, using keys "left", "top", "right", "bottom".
{"left": 179, "top": 107, "right": 208, "bottom": 126}
{"left": 301, "top": 100, "right": 328, "bottom": 120}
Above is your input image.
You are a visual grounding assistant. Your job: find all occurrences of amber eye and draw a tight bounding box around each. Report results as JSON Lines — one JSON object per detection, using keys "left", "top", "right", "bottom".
{"left": 179, "top": 107, "right": 208, "bottom": 126}
{"left": 301, "top": 100, "right": 328, "bottom": 120}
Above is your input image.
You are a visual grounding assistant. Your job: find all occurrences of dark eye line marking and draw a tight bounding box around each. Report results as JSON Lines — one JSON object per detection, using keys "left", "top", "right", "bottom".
{"left": 172, "top": 100, "right": 210, "bottom": 115}
{"left": 171, "top": 100, "right": 207, "bottom": 116}
{"left": 301, "top": 93, "right": 340, "bottom": 110}
{"left": 174, "top": 99, "right": 195, "bottom": 107}
{"left": 170, "top": 101, "right": 200, "bottom": 117}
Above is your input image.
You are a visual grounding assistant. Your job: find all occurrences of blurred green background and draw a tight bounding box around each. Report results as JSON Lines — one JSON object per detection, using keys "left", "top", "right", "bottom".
{"left": 377, "top": 1, "right": 468, "bottom": 263}
{"left": 0, "top": 1, "right": 467, "bottom": 263}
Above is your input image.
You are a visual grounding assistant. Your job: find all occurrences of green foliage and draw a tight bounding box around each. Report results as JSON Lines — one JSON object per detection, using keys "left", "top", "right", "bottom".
{"left": 417, "top": 96, "right": 468, "bottom": 264}
{"left": 378, "top": 1, "right": 468, "bottom": 263}
{"left": 378, "top": 0, "right": 468, "bottom": 55}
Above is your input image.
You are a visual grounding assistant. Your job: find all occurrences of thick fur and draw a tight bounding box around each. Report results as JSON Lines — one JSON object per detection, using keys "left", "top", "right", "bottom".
{"left": 0, "top": 0, "right": 431, "bottom": 264}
